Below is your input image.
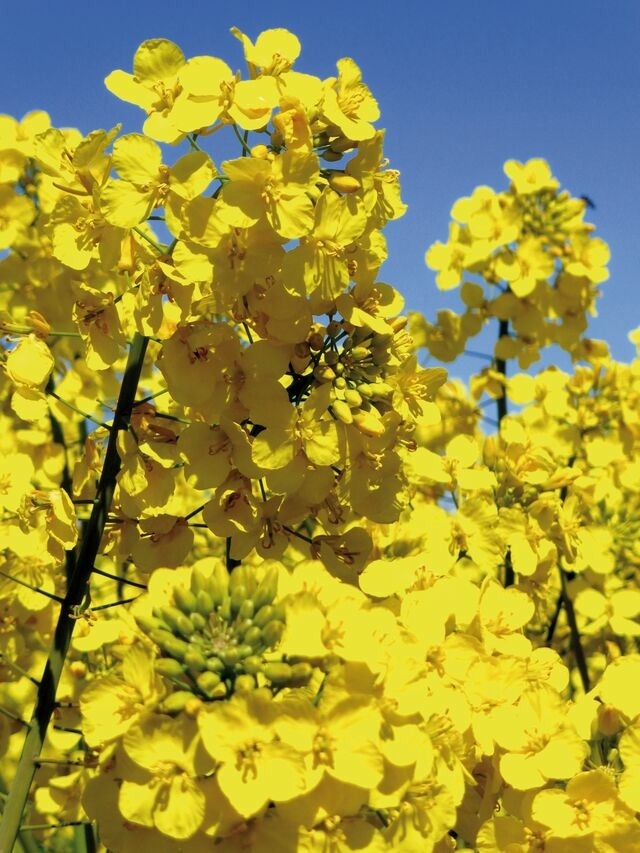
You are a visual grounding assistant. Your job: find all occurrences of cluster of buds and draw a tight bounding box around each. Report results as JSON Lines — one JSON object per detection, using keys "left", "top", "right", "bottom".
{"left": 298, "top": 315, "right": 410, "bottom": 437}
{"left": 134, "top": 562, "right": 312, "bottom": 712}
{"left": 515, "top": 187, "right": 591, "bottom": 246}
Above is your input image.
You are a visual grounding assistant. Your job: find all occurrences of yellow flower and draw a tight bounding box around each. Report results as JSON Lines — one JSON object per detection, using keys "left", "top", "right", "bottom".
{"left": 0, "top": 452, "right": 34, "bottom": 513}
{"left": 198, "top": 692, "right": 307, "bottom": 818}
{"left": 425, "top": 224, "right": 470, "bottom": 291}
{"left": 532, "top": 769, "right": 638, "bottom": 842}
{"left": 172, "top": 56, "right": 279, "bottom": 133}
{"left": 100, "top": 134, "right": 215, "bottom": 228}
{"left": 504, "top": 158, "right": 559, "bottom": 194}
{"left": 105, "top": 39, "right": 187, "bottom": 143}
{"left": 0, "top": 110, "right": 50, "bottom": 182}
{"left": 5, "top": 333, "right": 54, "bottom": 387}
{"left": 0, "top": 184, "right": 34, "bottom": 248}
{"left": 273, "top": 693, "right": 384, "bottom": 793}
{"left": 251, "top": 385, "right": 340, "bottom": 472}
{"left": 120, "top": 714, "right": 210, "bottom": 840}
{"left": 494, "top": 238, "right": 555, "bottom": 298}
{"left": 282, "top": 187, "right": 370, "bottom": 310}
{"left": 493, "top": 691, "right": 588, "bottom": 789}
{"left": 51, "top": 194, "right": 124, "bottom": 271}
{"left": 414, "top": 433, "right": 496, "bottom": 492}
{"left": 618, "top": 721, "right": 640, "bottom": 812}
{"left": 72, "top": 282, "right": 127, "bottom": 370}
{"left": 322, "top": 58, "right": 380, "bottom": 141}
{"left": 79, "top": 644, "right": 164, "bottom": 747}
{"left": 476, "top": 578, "right": 534, "bottom": 656}
{"left": 221, "top": 149, "right": 318, "bottom": 240}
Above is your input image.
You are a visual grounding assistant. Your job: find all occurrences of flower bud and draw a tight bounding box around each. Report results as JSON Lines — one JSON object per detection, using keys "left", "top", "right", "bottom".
{"left": 328, "top": 172, "right": 361, "bottom": 194}
{"left": 331, "top": 399, "right": 354, "bottom": 424}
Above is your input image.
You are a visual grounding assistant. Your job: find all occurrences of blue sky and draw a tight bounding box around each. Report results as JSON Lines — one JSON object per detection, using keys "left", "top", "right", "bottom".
{"left": 2, "top": 0, "right": 639, "bottom": 378}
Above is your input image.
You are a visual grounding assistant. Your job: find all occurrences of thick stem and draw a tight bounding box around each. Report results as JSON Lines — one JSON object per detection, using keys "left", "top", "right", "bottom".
{"left": 0, "top": 334, "right": 148, "bottom": 852}
{"left": 495, "top": 318, "right": 513, "bottom": 587}
{"left": 559, "top": 566, "right": 591, "bottom": 693}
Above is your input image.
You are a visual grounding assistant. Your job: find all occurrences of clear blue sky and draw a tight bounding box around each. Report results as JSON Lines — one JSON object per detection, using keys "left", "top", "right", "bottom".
{"left": 2, "top": 0, "right": 639, "bottom": 376}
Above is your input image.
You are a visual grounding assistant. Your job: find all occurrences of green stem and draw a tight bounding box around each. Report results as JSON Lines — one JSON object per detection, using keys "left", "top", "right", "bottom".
{"left": 0, "top": 333, "right": 148, "bottom": 852}
{"left": 559, "top": 566, "right": 591, "bottom": 693}
{"left": 495, "top": 317, "right": 513, "bottom": 587}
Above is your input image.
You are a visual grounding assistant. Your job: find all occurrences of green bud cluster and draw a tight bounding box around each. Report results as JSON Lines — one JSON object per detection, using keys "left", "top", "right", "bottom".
{"left": 137, "top": 563, "right": 313, "bottom": 711}
{"left": 515, "top": 188, "right": 588, "bottom": 244}
{"left": 312, "top": 319, "right": 407, "bottom": 429}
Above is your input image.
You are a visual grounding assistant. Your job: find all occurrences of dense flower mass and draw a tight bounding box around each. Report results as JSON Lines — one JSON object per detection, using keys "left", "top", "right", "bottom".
{"left": 0, "top": 26, "right": 639, "bottom": 852}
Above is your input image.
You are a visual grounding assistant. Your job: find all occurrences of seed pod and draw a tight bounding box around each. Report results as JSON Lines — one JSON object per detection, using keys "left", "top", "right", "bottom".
{"left": 261, "top": 620, "right": 285, "bottom": 647}
{"left": 253, "top": 604, "right": 275, "bottom": 628}
{"left": 331, "top": 399, "right": 353, "bottom": 424}
{"left": 262, "top": 661, "right": 293, "bottom": 684}
{"left": 174, "top": 587, "right": 198, "bottom": 615}
{"left": 155, "top": 658, "right": 186, "bottom": 679}
{"left": 196, "top": 671, "right": 221, "bottom": 697}
{"left": 253, "top": 566, "right": 279, "bottom": 611}
{"left": 161, "top": 691, "right": 195, "bottom": 714}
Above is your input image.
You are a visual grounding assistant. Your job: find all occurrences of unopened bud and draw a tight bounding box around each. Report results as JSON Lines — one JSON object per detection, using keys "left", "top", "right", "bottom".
{"left": 321, "top": 148, "right": 343, "bottom": 162}
{"left": 353, "top": 410, "right": 386, "bottom": 437}
{"left": 328, "top": 172, "right": 361, "bottom": 194}
{"left": 314, "top": 364, "right": 336, "bottom": 383}
{"left": 331, "top": 399, "right": 354, "bottom": 424}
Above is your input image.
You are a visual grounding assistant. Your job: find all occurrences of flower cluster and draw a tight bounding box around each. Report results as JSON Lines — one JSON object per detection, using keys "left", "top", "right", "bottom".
{"left": 0, "top": 26, "right": 639, "bottom": 853}
{"left": 416, "top": 157, "right": 609, "bottom": 369}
